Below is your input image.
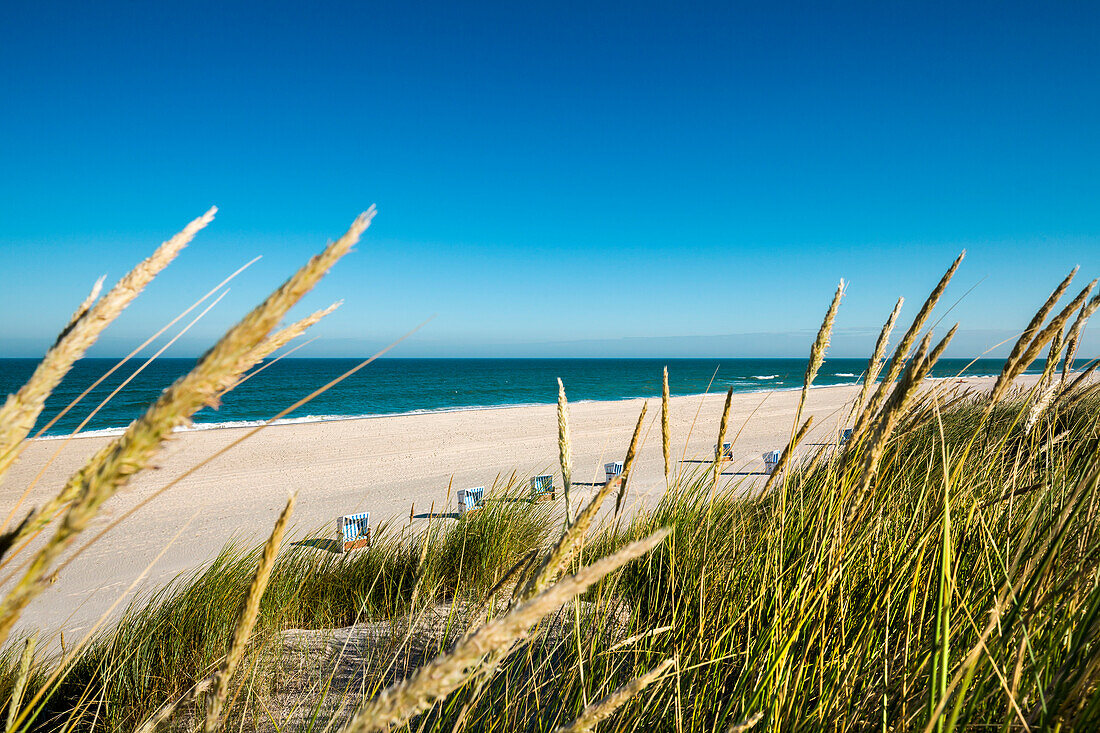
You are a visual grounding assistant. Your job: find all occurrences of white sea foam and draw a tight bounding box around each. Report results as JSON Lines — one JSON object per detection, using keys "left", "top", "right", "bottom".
{"left": 35, "top": 403, "right": 554, "bottom": 441}
{"left": 32, "top": 378, "right": 902, "bottom": 442}
{"left": 835, "top": 373, "right": 858, "bottom": 377}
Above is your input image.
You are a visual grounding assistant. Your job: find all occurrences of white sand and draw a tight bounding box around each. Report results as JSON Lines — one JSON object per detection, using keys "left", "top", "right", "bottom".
{"left": 2, "top": 376, "right": 1002, "bottom": 643}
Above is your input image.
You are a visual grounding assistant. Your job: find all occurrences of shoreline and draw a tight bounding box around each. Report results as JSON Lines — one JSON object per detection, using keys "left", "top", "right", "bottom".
{"left": 30, "top": 373, "right": 1005, "bottom": 442}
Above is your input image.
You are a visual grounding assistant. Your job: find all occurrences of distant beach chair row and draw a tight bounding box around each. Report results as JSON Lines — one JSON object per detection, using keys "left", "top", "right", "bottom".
{"left": 341, "top": 434, "right": 836, "bottom": 551}
{"left": 338, "top": 422, "right": 855, "bottom": 552}
{"left": 353, "top": 476, "right": 551, "bottom": 549}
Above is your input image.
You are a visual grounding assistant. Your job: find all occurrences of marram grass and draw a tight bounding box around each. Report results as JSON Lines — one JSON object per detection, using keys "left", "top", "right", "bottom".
{"left": 1, "top": 235, "right": 1100, "bottom": 733}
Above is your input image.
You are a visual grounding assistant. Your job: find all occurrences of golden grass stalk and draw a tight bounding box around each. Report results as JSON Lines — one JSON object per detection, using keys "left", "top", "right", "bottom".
{"left": 0, "top": 291, "right": 230, "bottom": 567}
{"left": 18, "top": 256, "right": 261, "bottom": 451}
{"left": 553, "top": 657, "right": 675, "bottom": 733}
{"left": 247, "top": 302, "right": 340, "bottom": 366}
{"left": 1062, "top": 359, "right": 1100, "bottom": 400}
{"left": 989, "top": 280, "right": 1096, "bottom": 408}
{"left": 5, "top": 632, "right": 36, "bottom": 733}
{"left": 0, "top": 209, "right": 373, "bottom": 646}
{"left": 557, "top": 377, "right": 573, "bottom": 521}
{"left": 712, "top": 388, "right": 733, "bottom": 492}
{"left": 0, "top": 208, "right": 216, "bottom": 481}
{"left": 57, "top": 276, "right": 105, "bottom": 344}
{"left": 1060, "top": 293, "right": 1100, "bottom": 384}
{"left": 761, "top": 416, "right": 813, "bottom": 494}
{"left": 203, "top": 493, "right": 296, "bottom": 733}
{"left": 851, "top": 253, "right": 964, "bottom": 442}
{"left": 616, "top": 401, "right": 647, "bottom": 513}
{"left": 991, "top": 266, "right": 1077, "bottom": 395}
{"left": 0, "top": 259, "right": 261, "bottom": 539}
{"left": 854, "top": 325, "right": 956, "bottom": 499}
{"left": 1024, "top": 329, "right": 1067, "bottom": 434}
{"left": 794, "top": 280, "right": 845, "bottom": 429}
{"left": 852, "top": 297, "right": 903, "bottom": 420}
{"left": 0, "top": 230, "right": 356, "bottom": 569}
{"left": 340, "top": 530, "right": 671, "bottom": 733}
{"left": 662, "top": 366, "right": 671, "bottom": 481}
{"left": 219, "top": 302, "right": 341, "bottom": 396}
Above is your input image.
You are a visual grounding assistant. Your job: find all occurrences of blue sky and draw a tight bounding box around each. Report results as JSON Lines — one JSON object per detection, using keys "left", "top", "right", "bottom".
{"left": 1, "top": 1, "right": 1097, "bottom": 358}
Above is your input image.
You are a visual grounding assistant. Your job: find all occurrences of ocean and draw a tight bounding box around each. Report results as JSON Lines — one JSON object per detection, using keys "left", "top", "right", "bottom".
{"left": 0, "top": 357, "right": 1047, "bottom": 439}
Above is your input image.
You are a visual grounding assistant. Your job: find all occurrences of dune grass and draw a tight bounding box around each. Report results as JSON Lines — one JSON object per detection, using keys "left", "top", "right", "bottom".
{"left": 9, "top": 379, "right": 1100, "bottom": 732}
{"left": 1, "top": 215, "right": 1099, "bottom": 731}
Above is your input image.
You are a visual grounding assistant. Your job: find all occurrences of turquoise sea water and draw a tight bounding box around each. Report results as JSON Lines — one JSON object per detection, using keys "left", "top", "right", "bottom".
{"left": 0, "top": 357, "right": 1048, "bottom": 438}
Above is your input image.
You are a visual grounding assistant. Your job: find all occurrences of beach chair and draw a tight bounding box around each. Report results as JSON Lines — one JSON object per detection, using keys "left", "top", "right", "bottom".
{"left": 716, "top": 441, "right": 734, "bottom": 461}
{"left": 458, "top": 487, "right": 486, "bottom": 515}
{"left": 531, "top": 474, "right": 555, "bottom": 501}
{"left": 840, "top": 428, "right": 853, "bottom": 444}
{"left": 604, "top": 462, "right": 624, "bottom": 484}
{"left": 337, "top": 512, "right": 371, "bottom": 552}
{"left": 762, "top": 450, "right": 781, "bottom": 475}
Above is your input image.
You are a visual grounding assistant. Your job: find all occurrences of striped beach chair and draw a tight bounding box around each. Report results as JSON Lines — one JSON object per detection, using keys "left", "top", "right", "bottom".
{"left": 531, "top": 474, "right": 555, "bottom": 501}
{"left": 604, "top": 462, "right": 624, "bottom": 484}
{"left": 458, "top": 487, "right": 486, "bottom": 515}
{"left": 716, "top": 441, "right": 734, "bottom": 461}
{"left": 337, "top": 512, "right": 371, "bottom": 552}
{"left": 762, "top": 450, "right": 781, "bottom": 475}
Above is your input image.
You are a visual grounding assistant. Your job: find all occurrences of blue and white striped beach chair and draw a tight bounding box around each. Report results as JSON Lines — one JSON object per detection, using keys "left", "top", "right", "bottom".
{"left": 531, "top": 475, "right": 555, "bottom": 501}
{"left": 716, "top": 442, "right": 734, "bottom": 461}
{"left": 458, "top": 487, "right": 486, "bottom": 515}
{"left": 604, "top": 462, "right": 624, "bottom": 484}
{"left": 337, "top": 512, "right": 371, "bottom": 552}
{"left": 762, "top": 450, "right": 781, "bottom": 475}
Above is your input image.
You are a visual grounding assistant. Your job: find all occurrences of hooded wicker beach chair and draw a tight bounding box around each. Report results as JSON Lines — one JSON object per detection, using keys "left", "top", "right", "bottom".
{"left": 531, "top": 474, "right": 555, "bottom": 501}
{"left": 337, "top": 512, "right": 371, "bottom": 552}
{"left": 458, "top": 486, "right": 486, "bottom": 515}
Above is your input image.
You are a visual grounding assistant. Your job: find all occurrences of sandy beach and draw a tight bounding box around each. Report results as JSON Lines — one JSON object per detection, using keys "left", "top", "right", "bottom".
{"left": 2, "top": 376, "right": 1003, "bottom": 643}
